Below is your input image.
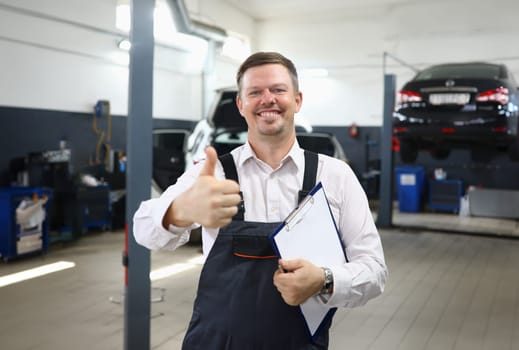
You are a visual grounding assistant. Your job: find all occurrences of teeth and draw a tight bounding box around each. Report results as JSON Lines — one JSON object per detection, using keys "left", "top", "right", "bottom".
{"left": 259, "top": 111, "right": 280, "bottom": 117}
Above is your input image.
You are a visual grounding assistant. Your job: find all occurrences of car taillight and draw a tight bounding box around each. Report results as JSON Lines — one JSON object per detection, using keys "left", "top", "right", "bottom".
{"left": 441, "top": 127, "right": 456, "bottom": 134}
{"left": 492, "top": 126, "right": 507, "bottom": 133}
{"left": 476, "top": 87, "right": 509, "bottom": 104}
{"left": 397, "top": 90, "right": 423, "bottom": 104}
{"left": 393, "top": 127, "right": 408, "bottom": 133}
{"left": 392, "top": 136, "right": 400, "bottom": 152}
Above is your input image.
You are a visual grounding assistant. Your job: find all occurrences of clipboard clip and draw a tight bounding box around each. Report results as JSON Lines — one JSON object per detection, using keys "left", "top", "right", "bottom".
{"left": 285, "top": 195, "right": 314, "bottom": 231}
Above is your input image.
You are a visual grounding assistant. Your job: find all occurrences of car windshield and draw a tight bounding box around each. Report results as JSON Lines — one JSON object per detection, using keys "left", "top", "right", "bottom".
{"left": 414, "top": 64, "right": 501, "bottom": 81}
{"left": 213, "top": 130, "right": 247, "bottom": 144}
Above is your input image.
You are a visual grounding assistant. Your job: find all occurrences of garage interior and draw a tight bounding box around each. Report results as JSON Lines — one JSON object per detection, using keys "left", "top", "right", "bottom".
{"left": 1, "top": 0, "right": 519, "bottom": 350}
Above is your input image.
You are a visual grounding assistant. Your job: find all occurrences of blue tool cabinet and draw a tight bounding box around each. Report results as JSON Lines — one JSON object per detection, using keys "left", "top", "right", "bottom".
{"left": 77, "top": 185, "right": 111, "bottom": 231}
{"left": 0, "top": 187, "right": 52, "bottom": 261}
{"left": 428, "top": 179, "right": 463, "bottom": 213}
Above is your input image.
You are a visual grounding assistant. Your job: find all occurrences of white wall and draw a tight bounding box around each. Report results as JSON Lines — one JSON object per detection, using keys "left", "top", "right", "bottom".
{"left": 0, "top": 0, "right": 254, "bottom": 120}
{"left": 255, "top": 0, "right": 519, "bottom": 126}
{"left": 2, "top": 0, "right": 519, "bottom": 126}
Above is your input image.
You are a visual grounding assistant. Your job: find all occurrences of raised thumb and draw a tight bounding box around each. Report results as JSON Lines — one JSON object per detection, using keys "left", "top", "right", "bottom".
{"left": 200, "top": 146, "right": 218, "bottom": 176}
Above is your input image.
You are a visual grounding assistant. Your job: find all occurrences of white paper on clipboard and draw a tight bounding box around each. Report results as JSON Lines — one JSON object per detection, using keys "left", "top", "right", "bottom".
{"left": 269, "top": 182, "right": 346, "bottom": 339}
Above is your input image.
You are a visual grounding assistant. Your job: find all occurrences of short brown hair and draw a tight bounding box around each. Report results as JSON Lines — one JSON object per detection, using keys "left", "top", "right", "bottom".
{"left": 236, "top": 52, "right": 299, "bottom": 94}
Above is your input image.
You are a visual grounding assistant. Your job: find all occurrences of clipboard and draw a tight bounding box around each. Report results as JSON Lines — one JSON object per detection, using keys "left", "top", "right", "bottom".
{"left": 269, "top": 182, "right": 347, "bottom": 340}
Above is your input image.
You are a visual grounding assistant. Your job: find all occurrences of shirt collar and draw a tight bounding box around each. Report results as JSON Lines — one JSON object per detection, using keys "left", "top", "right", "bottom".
{"left": 234, "top": 139, "right": 305, "bottom": 172}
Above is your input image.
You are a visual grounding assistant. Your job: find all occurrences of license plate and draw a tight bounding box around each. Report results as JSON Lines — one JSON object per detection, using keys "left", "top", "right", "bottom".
{"left": 429, "top": 93, "right": 470, "bottom": 105}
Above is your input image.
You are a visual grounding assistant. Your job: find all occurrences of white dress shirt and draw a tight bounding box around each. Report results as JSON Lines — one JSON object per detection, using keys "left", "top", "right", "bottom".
{"left": 134, "top": 141, "right": 387, "bottom": 308}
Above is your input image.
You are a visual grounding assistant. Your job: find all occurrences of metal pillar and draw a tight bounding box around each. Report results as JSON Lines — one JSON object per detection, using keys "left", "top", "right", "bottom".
{"left": 124, "top": 0, "right": 154, "bottom": 349}
{"left": 376, "top": 74, "right": 396, "bottom": 228}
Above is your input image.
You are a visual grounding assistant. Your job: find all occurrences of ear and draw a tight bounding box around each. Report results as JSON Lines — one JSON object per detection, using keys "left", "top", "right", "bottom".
{"left": 294, "top": 91, "right": 303, "bottom": 113}
{"left": 236, "top": 95, "right": 245, "bottom": 117}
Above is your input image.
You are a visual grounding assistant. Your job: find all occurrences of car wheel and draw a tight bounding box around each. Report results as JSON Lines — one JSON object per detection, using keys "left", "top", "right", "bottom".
{"left": 430, "top": 147, "right": 451, "bottom": 160}
{"left": 399, "top": 139, "right": 418, "bottom": 163}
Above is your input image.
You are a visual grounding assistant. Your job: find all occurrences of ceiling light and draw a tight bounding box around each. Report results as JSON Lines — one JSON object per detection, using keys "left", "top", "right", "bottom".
{"left": 118, "top": 38, "right": 131, "bottom": 51}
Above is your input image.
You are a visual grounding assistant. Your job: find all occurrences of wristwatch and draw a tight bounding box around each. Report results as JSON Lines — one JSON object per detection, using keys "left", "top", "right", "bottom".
{"left": 320, "top": 267, "right": 334, "bottom": 295}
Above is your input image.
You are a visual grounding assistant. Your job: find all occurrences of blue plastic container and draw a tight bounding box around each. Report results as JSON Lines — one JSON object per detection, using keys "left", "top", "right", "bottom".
{"left": 395, "top": 166, "right": 425, "bottom": 212}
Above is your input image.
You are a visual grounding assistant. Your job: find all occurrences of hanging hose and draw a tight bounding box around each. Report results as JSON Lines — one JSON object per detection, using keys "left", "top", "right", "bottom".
{"left": 92, "top": 100, "right": 111, "bottom": 169}
{"left": 104, "top": 107, "right": 112, "bottom": 170}
{"left": 92, "top": 109, "right": 104, "bottom": 165}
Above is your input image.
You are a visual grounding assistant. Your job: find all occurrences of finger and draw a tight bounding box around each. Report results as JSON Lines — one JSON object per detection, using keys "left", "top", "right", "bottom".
{"left": 279, "top": 259, "right": 304, "bottom": 272}
{"left": 220, "top": 193, "right": 242, "bottom": 207}
{"left": 207, "top": 211, "right": 235, "bottom": 228}
{"left": 203, "top": 205, "right": 239, "bottom": 228}
{"left": 200, "top": 146, "right": 218, "bottom": 177}
{"left": 218, "top": 205, "right": 239, "bottom": 219}
{"left": 219, "top": 179, "right": 241, "bottom": 195}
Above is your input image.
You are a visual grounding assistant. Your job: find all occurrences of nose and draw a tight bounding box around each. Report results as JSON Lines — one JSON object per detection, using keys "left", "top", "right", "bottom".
{"left": 260, "top": 89, "right": 275, "bottom": 105}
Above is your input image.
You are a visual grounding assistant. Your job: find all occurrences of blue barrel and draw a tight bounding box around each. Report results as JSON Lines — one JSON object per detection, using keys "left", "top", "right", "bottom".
{"left": 395, "top": 166, "right": 425, "bottom": 212}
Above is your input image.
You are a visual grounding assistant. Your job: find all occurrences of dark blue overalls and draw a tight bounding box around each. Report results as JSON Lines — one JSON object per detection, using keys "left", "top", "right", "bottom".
{"left": 182, "top": 151, "right": 332, "bottom": 350}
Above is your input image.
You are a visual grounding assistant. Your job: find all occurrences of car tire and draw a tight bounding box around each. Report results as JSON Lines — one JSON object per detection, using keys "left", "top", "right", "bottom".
{"left": 399, "top": 139, "right": 418, "bottom": 163}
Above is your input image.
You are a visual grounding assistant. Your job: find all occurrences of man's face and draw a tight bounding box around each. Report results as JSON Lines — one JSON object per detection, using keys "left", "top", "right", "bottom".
{"left": 236, "top": 64, "right": 302, "bottom": 140}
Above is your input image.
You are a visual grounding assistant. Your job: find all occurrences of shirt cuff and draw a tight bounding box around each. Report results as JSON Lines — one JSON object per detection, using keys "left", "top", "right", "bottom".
{"left": 151, "top": 190, "right": 196, "bottom": 244}
{"left": 318, "top": 265, "right": 353, "bottom": 308}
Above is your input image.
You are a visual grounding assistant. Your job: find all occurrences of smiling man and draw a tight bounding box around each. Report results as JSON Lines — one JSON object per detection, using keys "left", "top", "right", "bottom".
{"left": 133, "top": 52, "right": 387, "bottom": 349}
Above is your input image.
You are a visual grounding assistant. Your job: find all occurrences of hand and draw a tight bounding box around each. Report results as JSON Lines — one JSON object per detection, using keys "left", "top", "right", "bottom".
{"left": 165, "top": 147, "right": 241, "bottom": 228}
{"left": 273, "top": 259, "right": 324, "bottom": 306}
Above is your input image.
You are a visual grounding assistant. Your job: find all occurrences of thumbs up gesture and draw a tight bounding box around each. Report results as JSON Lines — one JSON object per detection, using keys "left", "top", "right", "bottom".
{"left": 165, "top": 147, "right": 241, "bottom": 229}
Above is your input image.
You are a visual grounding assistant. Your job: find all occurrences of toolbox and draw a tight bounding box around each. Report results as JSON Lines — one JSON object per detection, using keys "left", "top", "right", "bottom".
{"left": 0, "top": 187, "right": 52, "bottom": 261}
{"left": 428, "top": 179, "right": 463, "bottom": 213}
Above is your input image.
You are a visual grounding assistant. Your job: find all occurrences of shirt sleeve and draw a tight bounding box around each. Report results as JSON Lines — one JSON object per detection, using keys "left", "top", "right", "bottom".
{"left": 320, "top": 162, "right": 388, "bottom": 308}
{"left": 132, "top": 164, "right": 201, "bottom": 251}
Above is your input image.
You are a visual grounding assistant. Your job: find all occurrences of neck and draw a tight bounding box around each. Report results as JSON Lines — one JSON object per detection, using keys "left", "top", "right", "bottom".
{"left": 249, "top": 133, "right": 296, "bottom": 169}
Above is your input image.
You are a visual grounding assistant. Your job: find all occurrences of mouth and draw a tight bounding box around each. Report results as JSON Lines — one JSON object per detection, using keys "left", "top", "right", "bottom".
{"left": 257, "top": 109, "right": 282, "bottom": 119}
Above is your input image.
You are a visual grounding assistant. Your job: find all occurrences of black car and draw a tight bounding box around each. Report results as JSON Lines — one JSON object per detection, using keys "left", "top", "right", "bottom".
{"left": 211, "top": 129, "right": 348, "bottom": 163}
{"left": 393, "top": 62, "right": 519, "bottom": 163}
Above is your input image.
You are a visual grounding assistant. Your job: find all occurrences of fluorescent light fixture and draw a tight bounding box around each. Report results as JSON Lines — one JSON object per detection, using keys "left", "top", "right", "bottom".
{"left": 150, "top": 254, "right": 204, "bottom": 281}
{"left": 0, "top": 261, "right": 76, "bottom": 288}
{"left": 300, "top": 68, "right": 329, "bottom": 78}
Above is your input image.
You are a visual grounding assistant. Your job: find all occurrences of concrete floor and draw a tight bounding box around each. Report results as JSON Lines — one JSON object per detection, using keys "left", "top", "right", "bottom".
{"left": 0, "top": 212, "right": 518, "bottom": 350}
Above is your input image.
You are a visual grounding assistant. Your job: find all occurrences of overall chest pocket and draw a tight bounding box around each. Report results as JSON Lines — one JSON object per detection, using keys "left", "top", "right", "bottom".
{"left": 232, "top": 235, "right": 277, "bottom": 259}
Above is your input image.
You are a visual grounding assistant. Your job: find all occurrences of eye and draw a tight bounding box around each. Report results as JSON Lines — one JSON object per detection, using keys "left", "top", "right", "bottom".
{"left": 272, "top": 88, "right": 286, "bottom": 94}
{"left": 248, "top": 90, "right": 260, "bottom": 97}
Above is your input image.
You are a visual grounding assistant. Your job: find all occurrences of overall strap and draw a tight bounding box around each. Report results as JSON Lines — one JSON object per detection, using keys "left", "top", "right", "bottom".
{"left": 298, "top": 150, "right": 319, "bottom": 203}
{"left": 219, "top": 151, "right": 319, "bottom": 218}
{"left": 219, "top": 153, "right": 245, "bottom": 220}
